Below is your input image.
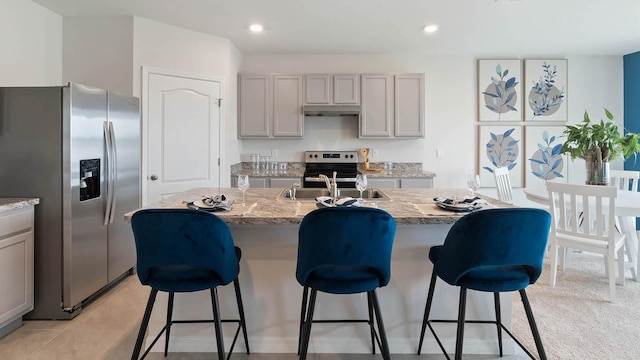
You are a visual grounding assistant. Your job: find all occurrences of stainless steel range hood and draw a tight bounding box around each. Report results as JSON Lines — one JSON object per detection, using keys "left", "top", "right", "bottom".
{"left": 303, "top": 105, "right": 360, "bottom": 116}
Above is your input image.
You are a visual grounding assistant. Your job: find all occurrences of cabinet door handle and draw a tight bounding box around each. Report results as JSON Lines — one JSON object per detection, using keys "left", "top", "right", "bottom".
{"left": 150, "top": 174, "right": 158, "bottom": 181}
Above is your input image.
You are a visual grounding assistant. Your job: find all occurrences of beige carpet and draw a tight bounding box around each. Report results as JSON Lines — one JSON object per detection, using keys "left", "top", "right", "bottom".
{"left": 511, "top": 251, "right": 640, "bottom": 359}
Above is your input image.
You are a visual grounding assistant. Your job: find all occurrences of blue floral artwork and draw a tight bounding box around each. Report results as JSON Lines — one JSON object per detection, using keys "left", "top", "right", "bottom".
{"left": 524, "top": 126, "right": 567, "bottom": 186}
{"left": 525, "top": 59, "right": 568, "bottom": 121}
{"left": 483, "top": 128, "right": 520, "bottom": 173}
{"left": 482, "top": 64, "right": 519, "bottom": 120}
{"left": 478, "top": 60, "right": 522, "bottom": 121}
{"left": 479, "top": 126, "right": 523, "bottom": 187}
{"left": 528, "top": 130, "right": 564, "bottom": 181}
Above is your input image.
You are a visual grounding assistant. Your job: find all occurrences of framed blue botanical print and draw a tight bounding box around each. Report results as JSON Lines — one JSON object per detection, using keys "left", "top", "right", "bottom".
{"left": 524, "top": 59, "right": 568, "bottom": 121}
{"left": 524, "top": 126, "right": 568, "bottom": 186}
{"left": 479, "top": 125, "right": 523, "bottom": 188}
{"left": 478, "top": 59, "right": 523, "bottom": 122}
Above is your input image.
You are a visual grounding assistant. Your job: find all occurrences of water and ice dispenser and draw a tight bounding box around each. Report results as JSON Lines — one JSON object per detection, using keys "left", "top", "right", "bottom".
{"left": 80, "top": 159, "right": 100, "bottom": 201}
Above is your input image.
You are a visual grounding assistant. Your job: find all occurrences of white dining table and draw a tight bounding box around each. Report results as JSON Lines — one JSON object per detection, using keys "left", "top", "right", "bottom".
{"left": 524, "top": 186, "right": 640, "bottom": 281}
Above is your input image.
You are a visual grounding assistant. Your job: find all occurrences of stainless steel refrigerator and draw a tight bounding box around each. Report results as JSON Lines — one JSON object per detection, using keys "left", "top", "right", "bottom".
{"left": 0, "top": 83, "right": 140, "bottom": 319}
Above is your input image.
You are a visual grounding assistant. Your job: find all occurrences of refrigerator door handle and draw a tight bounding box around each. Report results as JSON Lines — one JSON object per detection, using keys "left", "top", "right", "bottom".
{"left": 108, "top": 121, "right": 117, "bottom": 223}
{"left": 103, "top": 121, "right": 114, "bottom": 226}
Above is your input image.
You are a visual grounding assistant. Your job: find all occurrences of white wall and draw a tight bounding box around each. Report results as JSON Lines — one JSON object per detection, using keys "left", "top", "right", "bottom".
{"left": 132, "top": 17, "right": 244, "bottom": 186}
{"left": 241, "top": 54, "right": 623, "bottom": 188}
{"left": 0, "top": 0, "right": 62, "bottom": 86}
{"left": 63, "top": 17, "right": 134, "bottom": 95}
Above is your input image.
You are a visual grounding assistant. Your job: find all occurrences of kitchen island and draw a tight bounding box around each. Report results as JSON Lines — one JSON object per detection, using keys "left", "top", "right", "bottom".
{"left": 126, "top": 188, "right": 516, "bottom": 355}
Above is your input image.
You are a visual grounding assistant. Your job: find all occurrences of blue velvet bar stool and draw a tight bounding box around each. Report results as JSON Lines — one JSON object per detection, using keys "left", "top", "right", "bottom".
{"left": 416, "top": 208, "right": 551, "bottom": 360}
{"left": 129, "top": 208, "right": 250, "bottom": 360}
{"left": 296, "top": 206, "right": 396, "bottom": 360}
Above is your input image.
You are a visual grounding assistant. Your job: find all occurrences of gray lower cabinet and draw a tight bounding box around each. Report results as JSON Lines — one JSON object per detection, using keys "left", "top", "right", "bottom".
{"left": 367, "top": 177, "right": 433, "bottom": 189}
{"left": 367, "top": 178, "right": 398, "bottom": 189}
{"left": 269, "top": 178, "right": 303, "bottom": 188}
{"left": 0, "top": 206, "right": 34, "bottom": 338}
{"left": 400, "top": 178, "right": 433, "bottom": 188}
{"left": 232, "top": 176, "right": 431, "bottom": 189}
{"left": 232, "top": 177, "right": 302, "bottom": 189}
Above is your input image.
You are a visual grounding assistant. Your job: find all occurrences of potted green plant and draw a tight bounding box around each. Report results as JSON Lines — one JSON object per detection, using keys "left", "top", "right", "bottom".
{"left": 560, "top": 108, "right": 640, "bottom": 185}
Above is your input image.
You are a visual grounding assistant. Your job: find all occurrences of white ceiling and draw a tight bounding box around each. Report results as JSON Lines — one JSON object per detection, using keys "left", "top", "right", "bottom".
{"left": 31, "top": 0, "right": 640, "bottom": 56}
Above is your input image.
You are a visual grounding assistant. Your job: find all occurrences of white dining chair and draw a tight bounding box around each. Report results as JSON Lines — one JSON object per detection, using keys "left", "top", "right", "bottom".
{"left": 609, "top": 169, "right": 640, "bottom": 280}
{"left": 610, "top": 169, "right": 640, "bottom": 192}
{"left": 494, "top": 166, "right": 514, "bottom": 204}
{"left": 547, "top": 182, "right": 626, "bottom": 301}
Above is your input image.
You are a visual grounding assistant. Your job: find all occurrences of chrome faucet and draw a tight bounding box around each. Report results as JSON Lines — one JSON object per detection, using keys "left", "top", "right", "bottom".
{"left": 319, "top": 172, "right": 339, "bottom": 199}
{"left": 290, "top": 182, "right": 300, "bottom": 200}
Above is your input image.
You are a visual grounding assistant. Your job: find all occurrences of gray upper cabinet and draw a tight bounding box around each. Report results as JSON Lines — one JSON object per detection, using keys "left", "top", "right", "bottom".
{"left": 394, "top": 73, "right": 425, "bottom": 137}
{"left": 238, "top": 74, "right": 303, "bottom": 139}
{"left": 360, "top": 73, "right": 425, "bottom": 139}
{"left": 305, "top": 74, "right": 359, "bottom": 105}
{"left": 360, "top": 74, "right": 393, "bottom": 137}
{"left": 305, "top": 75, "right": 331, "bottom": 104}
{"left": 273, "top": 75, "right": 304, "bottom": 138}
{"left": 238, "top": 74, "right": 270, "bottom": 138}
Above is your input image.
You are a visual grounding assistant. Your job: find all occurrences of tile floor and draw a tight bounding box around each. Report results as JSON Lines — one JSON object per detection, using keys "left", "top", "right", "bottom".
{"left": 0, "top": 275, "right": 527, "bottom": 360}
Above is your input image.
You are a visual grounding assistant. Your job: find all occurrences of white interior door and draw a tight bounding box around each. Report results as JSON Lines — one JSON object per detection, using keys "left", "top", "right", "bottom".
{"left": 142, "top": 68, "right": 223, "bottom": 205}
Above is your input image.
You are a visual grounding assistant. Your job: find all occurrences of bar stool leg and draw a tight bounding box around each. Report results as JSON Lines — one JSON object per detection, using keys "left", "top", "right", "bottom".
{"left": 520, "top": 289, "right": 547, "bottom": 360}
{"left": 299, "top": 289, "right": 317, "bottom": 360}
{"left": 493, "top": 292, "right": 503, "bottom": 356}
{"left": 454, "top": 288, "right": 467, "bottom": 360}
{"left": 164, "top": 292, "right": 174, "bottom": 356}
{"left": 233, "top": 279, "right": 250, "bottom": 354}
{"left": 210, "top": 288, "right": 225, "bottom": 360}
{"left": 131, "top": 289, "right": 158, "bottom": 360}
{"left": 418, "top": 271, "right": 437, "bottom": 354}
{"left": 297, "top": 286, "right": 309, "bottom": 355}
{"left": 367, "top": 292, "right": 376, "bottom": 354}
{"left": 370, "top": 290, "right": 391, "bottom": 360}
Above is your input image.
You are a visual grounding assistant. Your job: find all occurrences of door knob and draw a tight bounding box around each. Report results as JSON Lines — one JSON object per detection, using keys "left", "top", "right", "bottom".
{"left": 150, "top": 174, "right": 158, "bottom": 181}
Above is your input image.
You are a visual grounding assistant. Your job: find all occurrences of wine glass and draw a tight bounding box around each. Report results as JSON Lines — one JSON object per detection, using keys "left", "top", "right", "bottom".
{"left": 467, "top": 174, "right": 480, "bottom": 197}
{"left": 355, "top": 174, "right": 368, "bottom": 199}
{"left": 238, "top": 175, "right": 250, "bottom": 206}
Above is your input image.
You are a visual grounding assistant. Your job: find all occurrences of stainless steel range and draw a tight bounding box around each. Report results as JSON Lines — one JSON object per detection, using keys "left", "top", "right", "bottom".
{"left": 303, "top": 151, "right": 359, "bottom": 188}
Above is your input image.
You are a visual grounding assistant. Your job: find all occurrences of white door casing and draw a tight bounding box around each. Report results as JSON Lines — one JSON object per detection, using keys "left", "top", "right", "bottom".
{"left": 142, "top": 67, "right": 223, "bottom": 205}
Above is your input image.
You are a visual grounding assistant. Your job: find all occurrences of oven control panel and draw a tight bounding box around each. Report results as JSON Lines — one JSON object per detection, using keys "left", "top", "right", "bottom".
{"left": 305, "top": 151, "right": 358, "bottom": 163}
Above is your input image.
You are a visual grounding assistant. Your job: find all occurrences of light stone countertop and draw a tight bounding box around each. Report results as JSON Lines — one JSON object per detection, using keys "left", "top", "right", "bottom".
{"left": 229, "top": 162, "right": 436, "bottom": 179}
{"left": 126, "top": 188, "right": 508, "bottom": 225}
{"left": 0, "top": 198, "right": 40, "bottom": 213}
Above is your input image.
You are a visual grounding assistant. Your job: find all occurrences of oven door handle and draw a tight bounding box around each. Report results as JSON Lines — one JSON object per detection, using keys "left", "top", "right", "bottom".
{"left": 305, "top": 177, "right": 357, "bottom": 182}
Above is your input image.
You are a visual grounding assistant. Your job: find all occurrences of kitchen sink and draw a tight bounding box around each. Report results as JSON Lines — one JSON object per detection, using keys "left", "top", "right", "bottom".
{"left": 277, "top": 188, "right": 391, "bottom": 201}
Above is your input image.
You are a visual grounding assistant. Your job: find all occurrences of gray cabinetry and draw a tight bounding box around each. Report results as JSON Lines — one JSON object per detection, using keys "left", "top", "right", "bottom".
{"left": 305, "top": 74, "right": 359, "bottom": 105}
{"left": 333, "top": 74, "right": 360, "bottom": 104}
{"left": 269, "top": 178, "right": 302, "bottom": 188}
{"left": 400, "top": 178, "right": 433, "bottom": 188}
{"left": 394, "top": 73, "right": 425, "bottom": 137}
{"left": 273, "top": 75, "right": 304, "bottom": 137}
{"left": 366, "top": 177, "right": 433, "bottom": 189}
{"left": 360, "top": 74, "right": 393, "bottom": 137}
{"left": 232, "top": 176, "right": 302, "bottom": 189}
{"left": 367, "top": 178, "right": 398, "bottom": 189}
{"left": 360, "top": 73, "right": 425, "bottom": 139}
{"left": 238, "top": 74, "right": 270, "bottom": 138}
{"left": 238, "top": 74, "right": 303, "bottom": 139}
{"left": 0, "top": 206, "right": 34, "bottom": 338}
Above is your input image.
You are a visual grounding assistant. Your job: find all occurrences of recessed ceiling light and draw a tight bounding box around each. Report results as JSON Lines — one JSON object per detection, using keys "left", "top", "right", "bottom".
{"left": 423, "top": 24, "right": 438, "bottom": 33}
{"left": 249, "top": 24, "right": 264, "bottom": 33}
